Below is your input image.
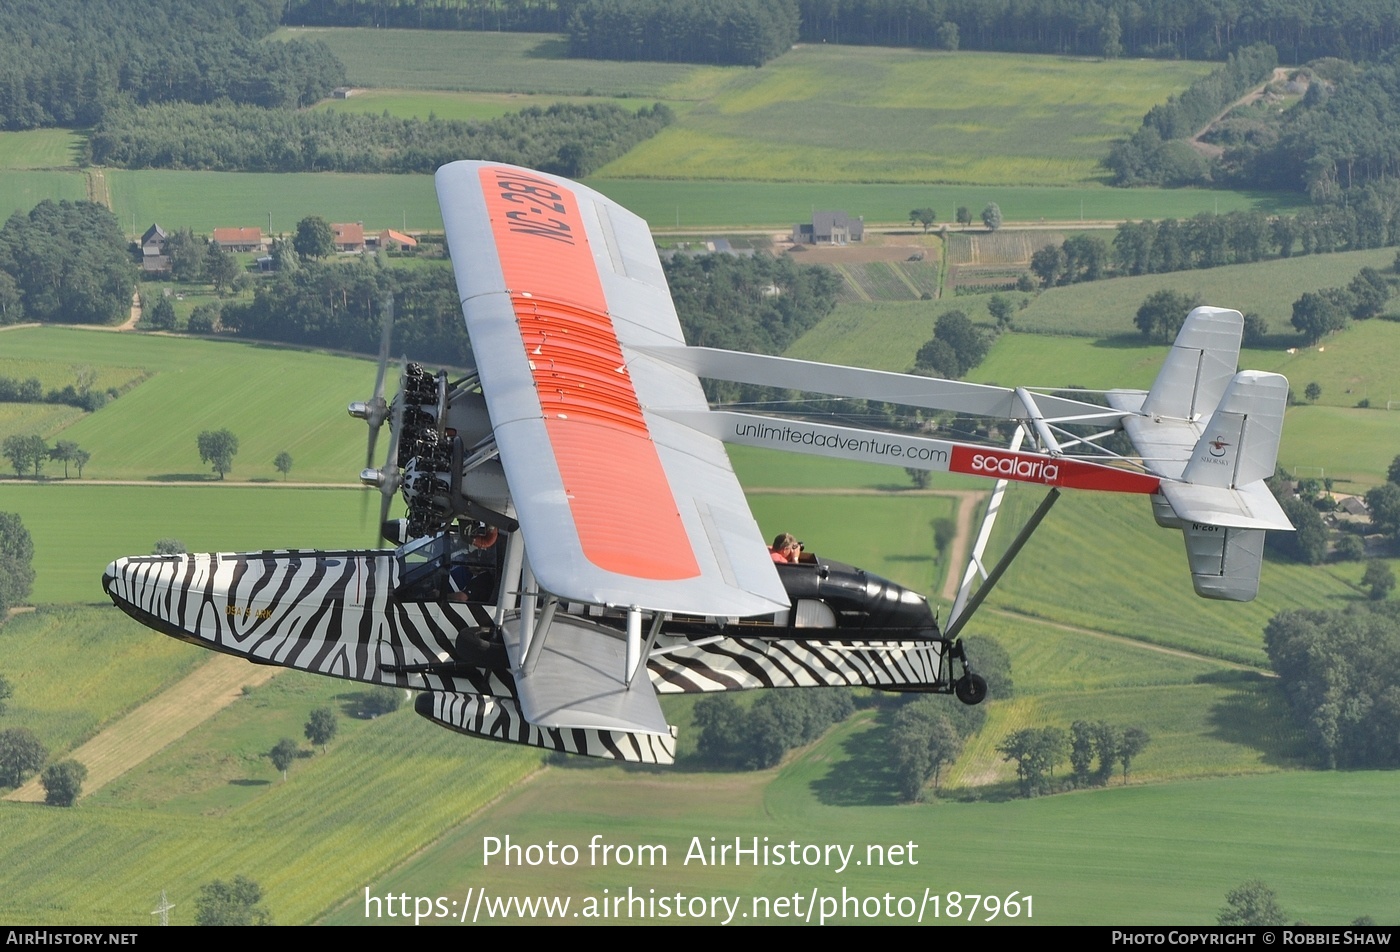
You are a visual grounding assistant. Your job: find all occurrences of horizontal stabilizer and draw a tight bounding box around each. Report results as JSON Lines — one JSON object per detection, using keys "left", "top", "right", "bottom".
{"left": 1159, "top": 480, "right": 1293, "bottom": 531}
{"left": 1182, "top": 371, "right": 1288, "bottom": 489}
{"left": 1181, "top": 524, "right": 1266, "bottom": 601}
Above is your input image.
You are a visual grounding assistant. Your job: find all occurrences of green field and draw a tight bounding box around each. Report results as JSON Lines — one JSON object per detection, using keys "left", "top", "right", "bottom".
{"left": 589, "top": 179, "right": 1307, "bottom": 230}
{"left": 1016, "top": 247, "right": 1400, "bottom": 338}
{"left": 280, "top": 28, "right": 734, "bottom": 100}
{"left": 0, "top": 170, "right": 86, "bottom": 218}
{"left": 322, "top": 749, "right": 1397, "bottom": 926}
{"left": 312, "top": 88, "right": 645, "bottom": 122}
{"left": 0, "top": 484, "right": 372, "bottom": 604}
{"left": 600, "top": 47, "right": 1212, "bottom": 186}
{"left": 0, "top": 129, "right": 84, "bottom": 169}
{"left": 0, "top": 327, "right": 373, "bottom": 484}
{"left": 107, "top": 169, "right": 441, "bottom": 234}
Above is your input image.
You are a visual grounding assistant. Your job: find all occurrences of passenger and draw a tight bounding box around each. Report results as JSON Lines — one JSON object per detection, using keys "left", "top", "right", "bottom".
{"left": 770, "top": 532, "right": 801, "bottom": 564}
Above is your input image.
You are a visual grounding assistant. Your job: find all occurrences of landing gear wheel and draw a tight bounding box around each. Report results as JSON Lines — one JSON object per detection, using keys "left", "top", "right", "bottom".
{"left": 954, "top": 673, "right": 988, "bottom": 706}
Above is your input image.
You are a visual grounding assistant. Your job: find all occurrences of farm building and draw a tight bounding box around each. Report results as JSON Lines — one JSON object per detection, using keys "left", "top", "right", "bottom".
{"left": 212, "top": 227, "right": 266, "bottom": 253}
{"left": 332, "top": 222, "right": 366, "bottom": 253}
{"left": 139, "top": 223, "right": 169, "bottom": 275}
{"left": 792, "top": 211, "right": 864, "bottom": 245}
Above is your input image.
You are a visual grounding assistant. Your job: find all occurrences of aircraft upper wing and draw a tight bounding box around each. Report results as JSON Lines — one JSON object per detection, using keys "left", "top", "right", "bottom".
{"left": 435, "top": 161, "right": 788, "bottom": 616}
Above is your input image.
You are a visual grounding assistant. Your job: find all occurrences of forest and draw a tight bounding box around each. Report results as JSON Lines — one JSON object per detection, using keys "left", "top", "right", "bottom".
{"left": 0, "top": 0, "right": 343, "bottom": 130}
{"left": 567, "top": 0, "right": 799, "bottom": 67}
{"left": 89, "top": 101, "right": 673, "bottom": 176}
{"left": 0, "top": 201, "right": 135, "bottom": 326}
{"left": 278, "top": 0, "right": 1400, "bottom": 62}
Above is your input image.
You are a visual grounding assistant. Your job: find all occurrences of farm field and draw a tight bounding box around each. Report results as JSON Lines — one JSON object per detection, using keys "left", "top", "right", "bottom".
{"left": 311, "top": 88, "right": 646, "bottom": 122}
{"left": 107, "top": 169, "right": 442, "bottom": 235}
{"left": 0, "top": 661, "right": 540, "bottom": 926}
{"left": 279, "top": 28, "right": 735, "bottom": 100}
{"left": 590, "top": 179, "right": 1306, "bottom": 231}
{"left": 598, "top": 46, "right": 1214, "bottom": 186}
{"left": 0, "top": 327, "right": 373, "bottom": 484}
{"left": 0, "top": 129, "right": 84, "bottom": 169}
{"left": 0, "top": 170, "right": 86, "bottom": 218}
{"left": 0, "top": 484, "right": 368, "bottom": 604}
{"left": 323, "top": 744, "right": 1398, "bottom": 926}
{"left": 1016, "top": 247, "right": 1400, "bottom": 338}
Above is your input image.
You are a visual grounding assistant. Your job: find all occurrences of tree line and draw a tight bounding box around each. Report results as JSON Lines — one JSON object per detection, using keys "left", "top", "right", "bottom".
{"left": 567, "top": 0, "right": 799, "bottom": 67}
{"left": 276, "top": 0, "right": 1400, "bottom": 64}
{"left": 1029, "top": 207, "right": 1400, "bottom": 317}
{"left": 0, "top": 200, "right": 136, "bottom": 327}
{"left": 1266, "top": 601, "right": 1400, "bottom": 769}
{"left": 90, "top": 101, "right": 672, "bottom": 176}
{"left": 0, "top": 0, "right": 343, "bottom": 131}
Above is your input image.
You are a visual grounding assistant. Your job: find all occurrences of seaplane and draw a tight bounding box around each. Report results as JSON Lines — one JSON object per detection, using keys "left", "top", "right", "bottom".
{"left": 103, "top": 161, "right": 1293, "bottom": 765}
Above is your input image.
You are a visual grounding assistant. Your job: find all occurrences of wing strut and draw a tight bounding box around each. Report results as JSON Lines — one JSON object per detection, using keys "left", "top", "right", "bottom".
{"left": 945, "top": 487, "right": 1060, "bottom": 641}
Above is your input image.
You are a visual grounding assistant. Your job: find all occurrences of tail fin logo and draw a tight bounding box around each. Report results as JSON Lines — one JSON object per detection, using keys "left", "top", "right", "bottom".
{"left": 1207, "top": 436, "right": 1231, "bottom": 458}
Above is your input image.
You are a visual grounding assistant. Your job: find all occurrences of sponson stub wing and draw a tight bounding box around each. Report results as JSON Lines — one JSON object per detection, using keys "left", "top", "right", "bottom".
{"left": 435, "top": 161, "right": 787, "bottom": 618}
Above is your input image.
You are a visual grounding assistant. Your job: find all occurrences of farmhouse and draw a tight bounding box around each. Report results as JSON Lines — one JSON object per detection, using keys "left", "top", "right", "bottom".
{"left": 792, "top": 211, "right": 864, "bottom": 245}
{"left": 332, "top": 222, "right": 366, "bottom": 253}
{"left": 139, "top": 223, "right": 169, "bottom": 275}
{"left": 212, "top": 227, "right": 266, "bottom": 253}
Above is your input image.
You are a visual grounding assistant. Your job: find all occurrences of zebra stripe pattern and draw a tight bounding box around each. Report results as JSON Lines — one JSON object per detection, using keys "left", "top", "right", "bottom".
{"left": 647, "top": 636, "right": 946, "bottom": 694}
{"left": 416, "top": 691, "right": 677, "bottom": 765}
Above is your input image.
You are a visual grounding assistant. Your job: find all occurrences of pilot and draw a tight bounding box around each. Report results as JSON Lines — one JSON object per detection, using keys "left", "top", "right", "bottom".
{"left": 769, "top": 532, "right": 802, "bottom": 564}
{"left": 448, "top": 524, "right": 501, "bottom": 602}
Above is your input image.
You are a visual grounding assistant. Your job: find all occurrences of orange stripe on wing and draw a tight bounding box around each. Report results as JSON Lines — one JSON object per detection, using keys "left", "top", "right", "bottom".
{"left": 479, "top": 166, "right": 700, "bottom": 582}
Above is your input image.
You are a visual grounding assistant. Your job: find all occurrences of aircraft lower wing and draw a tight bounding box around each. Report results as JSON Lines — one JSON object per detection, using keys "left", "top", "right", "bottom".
{"left": 436, "top": 161, "right": 787, "bottom": 619}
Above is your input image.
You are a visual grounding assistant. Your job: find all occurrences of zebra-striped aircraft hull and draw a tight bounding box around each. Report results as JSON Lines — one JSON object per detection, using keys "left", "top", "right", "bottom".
{"left": 103, "top": 549, "right": 951, "bottom": 764}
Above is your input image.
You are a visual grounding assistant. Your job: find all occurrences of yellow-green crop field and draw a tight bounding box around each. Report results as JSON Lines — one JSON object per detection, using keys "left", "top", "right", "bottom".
{"left": 598, "top": 46, "right": 1212, "bottom": 185}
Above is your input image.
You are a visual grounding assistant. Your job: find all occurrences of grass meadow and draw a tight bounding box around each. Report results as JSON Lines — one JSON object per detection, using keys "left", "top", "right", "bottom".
{"left": 598, "top": 47, "right": 1213, "bottom": 186}
{"left": 0, "top": 327, "right": 373, "bottom": 483}
{"left": 0, "top": 660, "right": 540, "bottom": 925}
{"left": 1016, "top": 247, "right": 1400, "bottom": 337}
{"left": 311, "top": 88, "right": 646, "bottom": 122}
{"left": 107, "top": 169, "right": 441, "bottom": 235}
{"left": 322, "top": 746, "right": 1400, "bottom": 925}
{"left": 0, "top": 484, "right": 371, "bottom": 604}
{"left": 278, "top": 28, "right": 734, "bottom": 100}
{"left": 0, "top": 129, "right": 84, "bottom": 169}
{"left": 0, "top": 171, "right": 86, "bottom": 218}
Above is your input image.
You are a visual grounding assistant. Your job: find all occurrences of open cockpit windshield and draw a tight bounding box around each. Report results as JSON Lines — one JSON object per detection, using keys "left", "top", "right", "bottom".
{"left": 394, "top": 530, "right": 505, "bottom": 603}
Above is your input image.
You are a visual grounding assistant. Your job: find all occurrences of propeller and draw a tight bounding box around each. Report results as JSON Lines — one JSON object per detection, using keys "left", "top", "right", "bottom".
{"left": 359, "top": 358, "right": 406, "bottom": 542}
{"left": 348, "top": 293, "right": 395, "bottom": 468}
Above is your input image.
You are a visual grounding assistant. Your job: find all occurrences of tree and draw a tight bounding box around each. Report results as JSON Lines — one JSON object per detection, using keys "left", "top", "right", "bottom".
{"left": 981, "top": 202, "right": 1002, "bottom": 231}
{"left": 305, "top": 707, "right": 337, "bottom": 750}
{"left": 293, "top": 216, "right": 335, "bottom": 260}
{"left": 890, "top": 699, "right": 963, "bottom": 801}
{"left": 904, "top": 467, "right": 931, "bottom": 489}
{"left": 269, "top": 738, "right": 298, "bottom": 780}
{"left": 197, "top": 429, "right": 239, "bottom": 480}
{"left": 936, "top": 20, "right": 958, "bottom": 51}
{"left": 72, "top": 449, "right": 90, "bottom": 478}
{"left": 41, "top": 759, "right": 87, "bottom": 806}
{"left": 195, "top": 876, "right": 272, "bottom": 926}
{"left": 1218, "top": 880, "right": 1286, "bottom": 927}
{"left": 1134, "top": 290, "right": 1198, "bottom": 342}
{"left": 1389, "top": 455, "right": 1400, "bottom": 487}
{"left": 1366, "top": 482, "right": 1400, "bottom": 539}
{"left": 1100, "top": 10, "right": 1123, "bottom": 58}
{"left": 0, "top": 512, "right": 36, "bottom": 613}
{"left": 147, "top": 294, "right": 176, "bottom": 331}
{"left": 48, "top": 440, "right": 79, "bottom": 479}
{"left": 908, "top": 208, "right": 936, "bottom": 233}
{"left": 152, "top": 539, "right": 187, "bottom": 555}
{"left": 987, "top": 294, "right": 1015, "bottom": 330}
{"left": 0, "top": 726, "right": 46, "bottom": 787}
{"left": 205, "top": 242, "right": 240, "bottom": 294}
{"left": 1029, "top": 244, "right": 1065, "bottom": 287}
{"left": 1242, "top": 312, "right": 1269, "bottom": 346}
{"left": 1117, "top": 726, "right": 1150, "bottom": 782}
{"left": 0, "top": 673, "right": 11, "bottom": 715}
{"left": 362, "top": 685, "right": 402, "bottom": 716}
{"left": 1304, "top": 382, "right": 1322, "bottom": 404}
{"left": 274, "top": 451, "right": 293, "bottom": 480}
{"left": 2, "top": 434, "right": 47, "bottom": 478}
{"left": 1362, "top": 561, "right": 1395, "bottom": 601}
{"left": 1291, "top": 290, "right": 1350, "bottom": 343}
{"left": 956, "top": 207, "right": 971, "bottom": 228}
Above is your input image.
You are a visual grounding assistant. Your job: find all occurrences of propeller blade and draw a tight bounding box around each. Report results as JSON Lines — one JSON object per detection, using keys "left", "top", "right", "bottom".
{"left": 362, "top": 293, "right": 395, "bottom": 468}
